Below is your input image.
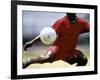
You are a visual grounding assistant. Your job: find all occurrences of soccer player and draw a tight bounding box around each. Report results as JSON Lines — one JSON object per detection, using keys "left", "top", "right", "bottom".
{"left": 23, "top": 13, "right": 89, "bottom": 69}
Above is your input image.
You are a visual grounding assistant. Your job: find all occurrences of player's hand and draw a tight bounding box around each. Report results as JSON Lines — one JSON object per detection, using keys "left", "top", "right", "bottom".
{"left": 24, "top": 47, "right": 27, "bottom": 51}
{"left": 24, "top": 42, "right": 32, "bottom": 51}
{"left": 23, "top": 43, "right": 27, "bottom": 51}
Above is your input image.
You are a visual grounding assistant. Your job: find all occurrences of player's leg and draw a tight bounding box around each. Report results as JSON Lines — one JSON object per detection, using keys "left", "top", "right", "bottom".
{"left": 23, "top": 51, "right": 55, "bottom": 69}
{"left": 75, "top": 51, "right": 88, "bottom": 66}
{"left": 63, "top": 50, "right": 88, "bottom": 66}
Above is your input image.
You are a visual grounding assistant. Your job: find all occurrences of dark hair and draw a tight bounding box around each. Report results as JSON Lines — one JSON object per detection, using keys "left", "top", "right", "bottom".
{"left": 67, "top": 13, "right": 76, "bottom": 17}
{"left": 66, "top": 13, "right": 77, "bottom": 24}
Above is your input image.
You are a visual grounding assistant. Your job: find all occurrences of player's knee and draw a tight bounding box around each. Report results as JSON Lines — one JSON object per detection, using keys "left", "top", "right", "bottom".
{"left": 77, "top": 56, "right": 88, "bottom": 66}
{"left": 82, "top": 56, "right": 88, "bottom": 65}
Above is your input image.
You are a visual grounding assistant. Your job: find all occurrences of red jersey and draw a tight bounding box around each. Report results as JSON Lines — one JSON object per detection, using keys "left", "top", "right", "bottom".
{"left": 50, "top": 16, "right": 89, "bottom": 60}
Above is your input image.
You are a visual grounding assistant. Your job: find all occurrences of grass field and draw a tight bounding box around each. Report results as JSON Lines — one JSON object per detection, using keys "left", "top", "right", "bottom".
{"left": 22, "top": 45, "right": 90, "bottom": 69}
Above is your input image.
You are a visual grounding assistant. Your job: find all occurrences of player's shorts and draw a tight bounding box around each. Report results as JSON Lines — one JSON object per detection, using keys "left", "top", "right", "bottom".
{"left": 63, "top": 50, "right": 88, "bottom": 66}
{"left": 48, "top": 46, "right": 80, "bottom": 61}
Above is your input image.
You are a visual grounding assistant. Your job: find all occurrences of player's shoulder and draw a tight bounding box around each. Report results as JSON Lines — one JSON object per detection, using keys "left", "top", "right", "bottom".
{"left": 77, "top": 17, "right": 88, "bottom": 24}
{"left": 56, "top": 16, "right": 66, "bottom": 24}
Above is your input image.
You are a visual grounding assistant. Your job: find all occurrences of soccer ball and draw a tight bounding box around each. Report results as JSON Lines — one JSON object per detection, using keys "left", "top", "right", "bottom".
{"left": 40, "top": 27, "right": 57, "bottom": 45}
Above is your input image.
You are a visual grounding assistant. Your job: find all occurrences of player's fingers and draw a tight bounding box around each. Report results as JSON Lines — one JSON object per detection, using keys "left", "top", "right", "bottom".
{"left": 24, "top": 47, "right": 27, "bottom": 51}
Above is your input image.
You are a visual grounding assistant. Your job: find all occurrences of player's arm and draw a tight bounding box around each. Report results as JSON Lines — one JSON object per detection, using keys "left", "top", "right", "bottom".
{"left": 52, "top": 19, "right": 63, "bottom": 36}
{"left": 80, "top": 19, "right": 90, "bottom": 33}
{"left": 24, "top": 35, "right": 40, "bottom": 51}
{"left": 83, "top": 21, "right": 89, "bottom": 32}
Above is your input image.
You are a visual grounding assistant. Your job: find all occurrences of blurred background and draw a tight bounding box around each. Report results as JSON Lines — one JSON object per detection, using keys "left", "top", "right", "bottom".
{"left": 22, "top": 11, "right": 89, "bottom": 44}
{"left": 22, "top": 11, "right": 90, "bottom": 68}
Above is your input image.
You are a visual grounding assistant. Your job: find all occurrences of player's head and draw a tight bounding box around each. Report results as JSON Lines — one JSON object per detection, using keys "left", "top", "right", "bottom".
{"left": 67, "top": 13, "right": 77, "bottom": 24}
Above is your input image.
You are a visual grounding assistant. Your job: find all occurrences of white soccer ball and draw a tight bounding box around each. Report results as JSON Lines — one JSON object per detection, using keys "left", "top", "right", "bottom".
{"left": 40, "top": 27, "right": 57, "bottom": 45}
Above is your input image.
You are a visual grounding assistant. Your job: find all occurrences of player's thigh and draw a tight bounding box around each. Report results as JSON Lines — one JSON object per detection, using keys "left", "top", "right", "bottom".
{"left": 63, "top": 49, "right": 87, "bottom": 65}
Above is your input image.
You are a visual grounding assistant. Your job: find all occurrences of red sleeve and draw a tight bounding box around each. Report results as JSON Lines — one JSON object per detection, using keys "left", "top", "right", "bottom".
{"left": 80, "top": 18, "right": 90, "bottom": 33}
{"left": 83, "top": 21, "right": 89, "bottom": 32}
{"left": 52, "top": 20, "right": 63, "bottom": 34}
